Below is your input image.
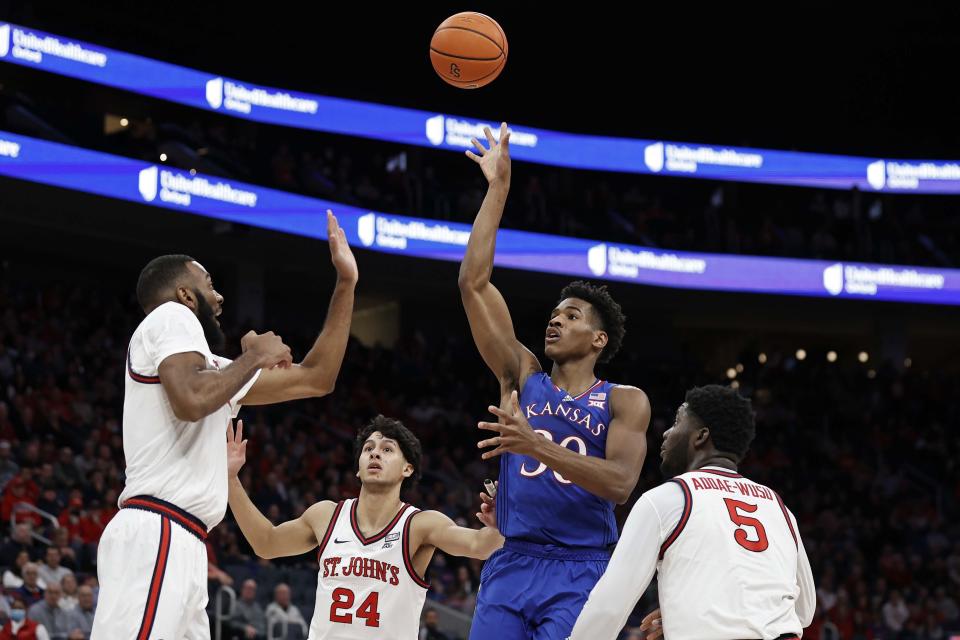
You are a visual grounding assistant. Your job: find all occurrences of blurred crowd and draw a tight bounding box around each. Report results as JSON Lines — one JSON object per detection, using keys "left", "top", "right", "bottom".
{"left": 0, "top": 268, "right": 956, "bottom": 639}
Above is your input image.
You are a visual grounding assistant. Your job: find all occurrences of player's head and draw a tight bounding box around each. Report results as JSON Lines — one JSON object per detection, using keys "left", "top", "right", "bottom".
{"left": 136, "top": 254, "right": 226, "bottom": 350}
{"left": 660, "top": 385, "right": 755, "bottom": 478}
{"left": 354, "top": 415, "right": 422, "bottom": 493}
{"left": 546, "top": 281, "right": 625, "bottom": 366}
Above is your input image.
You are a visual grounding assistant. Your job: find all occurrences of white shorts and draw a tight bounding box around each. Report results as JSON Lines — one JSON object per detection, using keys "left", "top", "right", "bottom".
{"left": 91, "top": 497, "right": 211, "bottom": 640}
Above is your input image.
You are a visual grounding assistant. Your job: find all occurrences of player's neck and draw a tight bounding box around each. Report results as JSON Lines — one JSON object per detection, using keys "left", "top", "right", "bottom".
{"left": 692, "top": 454, "right": 738, "bottom": 473}
{"left": 549, "top": 361, "right": 598, "bottom": 397}
{"left": 356, "top": 486, "right": 405, "bottom": 534}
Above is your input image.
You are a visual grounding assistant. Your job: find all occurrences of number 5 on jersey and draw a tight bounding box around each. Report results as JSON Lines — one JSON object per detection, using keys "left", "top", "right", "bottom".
{"left": 723, "top": 498, "right": 769, "bottom": 552}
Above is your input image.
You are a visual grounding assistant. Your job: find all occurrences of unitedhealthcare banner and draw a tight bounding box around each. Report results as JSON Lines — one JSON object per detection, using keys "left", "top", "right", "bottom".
{"left": 0, "top": 130, "right": 957, "bottom": 306}
{"left": 3, "top": 22, "right": 960, "bottom": 194}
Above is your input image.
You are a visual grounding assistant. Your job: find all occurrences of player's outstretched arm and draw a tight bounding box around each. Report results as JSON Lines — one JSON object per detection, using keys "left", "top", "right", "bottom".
{"left": 569, "top": 494, "right": 663, "bottom": 640}
{"left": 478, "top": 387, "right": 650, "bottom": 504}
{"left": 416, "top": 487, "right": 503, "bottom": 560}
{"left": 226, "top": 420, "right": 332, "bottom": 558}
{"left": 242, "top": 210, "right": 358, "bottom": 405}
{"left": 458, "top": 122, "right": 540, "bottom": 389}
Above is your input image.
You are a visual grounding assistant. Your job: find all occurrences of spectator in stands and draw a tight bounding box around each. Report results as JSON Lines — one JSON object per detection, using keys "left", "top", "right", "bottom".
{"left": 57, "top": 575, "right": 78, "bottom": 613}
{"left": 418, "top": 609, "right": 449, "bottom": 640}
{"left": 264, "top": 584, "right": 307, "bottom": 638}
{"left": 14, "top": 563, "right": 44, "bottom": 606}
{"left": 0, "top": 441, "right": 19, "bottom": 487}
{"left": 27, "top": 582, "right": 69, "bottom": 640}
{"left": 0, "top": 524, "right": 42, "bottom": 567}
{"left": 882, "top": 590, "right": 910, "bottom": 634}
{"left": 1, "top": 474, "right": 40, "bottom": 525}
{"left": 63, "top": 586, "right": 94, "bottom": 640}
{"left": 3, "top": 550, "right": 31, "bottom": 589}
{"left": 231, "top": 579, "right": 266, "bottom": 640}
{"left": 1, "top": 594, "right": 48, "bottom": 640}
{"left": 36, "top": 548, "right": 71, "bottom": 592}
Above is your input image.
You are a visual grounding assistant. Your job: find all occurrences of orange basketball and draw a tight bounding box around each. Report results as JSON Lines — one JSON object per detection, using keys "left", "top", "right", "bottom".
{"left": 430, "top": 12, "right": 508, "bottom": 89}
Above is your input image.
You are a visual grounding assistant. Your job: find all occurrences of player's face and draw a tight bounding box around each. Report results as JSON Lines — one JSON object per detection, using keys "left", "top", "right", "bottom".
{"left": 544, "top": 298, "right": 606, "bottom": 363}
{"left": 185, "top": 262, "right": 226, "bottom": 350}
{"left": 660, "top": 403, "right": 696, "bottom": 478}
{"left": 357, "top": 432, "right": 412, "bottom": 489}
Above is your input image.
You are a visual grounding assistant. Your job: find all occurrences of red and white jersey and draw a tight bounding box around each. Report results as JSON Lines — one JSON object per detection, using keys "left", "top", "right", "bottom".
{"left": 312, "top": 499, "right": 429, "bottom": 640}
{"left": 570, "top": 466, "right": 815, "bottom": 640}
{"left": 119, "top": 301, "right": 260, "bottom": 529}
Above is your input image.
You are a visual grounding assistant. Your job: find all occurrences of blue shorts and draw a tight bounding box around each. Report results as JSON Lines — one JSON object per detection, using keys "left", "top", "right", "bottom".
{"left": 469, "top": 539, "right": 610, "bottom": 640}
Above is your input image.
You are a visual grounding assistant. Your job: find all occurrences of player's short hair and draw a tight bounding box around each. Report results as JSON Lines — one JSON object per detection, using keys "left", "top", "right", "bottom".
{"left": 684, "top": 385, "right": 755, "bottom": 461}
{"left": 354, "top": 415, "right": 422, "bottom": 491}
{"left": 558, "top": 280, "right": 626, "bottom": 363}
{"left": 136, "top": 254, "right": 196, "bottom": 313}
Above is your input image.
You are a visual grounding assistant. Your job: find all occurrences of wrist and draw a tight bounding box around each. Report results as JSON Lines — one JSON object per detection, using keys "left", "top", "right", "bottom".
{"left": 335, "top": 274, "right": 358, "bottom": 288}
{"left": 488, "top": 177, "right": 511, "bottom": 191}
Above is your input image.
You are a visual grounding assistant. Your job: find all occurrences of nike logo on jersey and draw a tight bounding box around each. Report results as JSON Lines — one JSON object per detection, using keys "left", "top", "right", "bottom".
{"left": 334, "top": 538, "right": 349, "bottom": 544}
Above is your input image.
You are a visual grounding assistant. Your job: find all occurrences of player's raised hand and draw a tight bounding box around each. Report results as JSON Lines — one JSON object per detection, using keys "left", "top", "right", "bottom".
{"left": 476, "top": 480, "right": 498, "bottom": 528}
{"left": 639, "top": 608, "right": 663, "bottom": 639}
{"left": 241, "top": 330, "right": 293, "bottom": 369}
{"left": 477, "top": 390, "right": 543, "bottom": 460}
{"left": 226, "top": 419, "right": 248, "bottom": 477}
{"left": 327, "top": 210, "right": 358, "bottom": 285}
{"left": 466, "top": 122, "right": 511, "bottom": 186}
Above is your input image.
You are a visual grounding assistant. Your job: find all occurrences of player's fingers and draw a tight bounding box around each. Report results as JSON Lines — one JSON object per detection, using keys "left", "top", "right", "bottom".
{"left": 477, "top": 421, "right": 504, "bottom": 432}
{"left": 479, "top": 492, "right": 494, "bottom": 504}
{"left": 648, "top": 627, "right": 664, "bottom": 640}
{"left": 237, "top": 420, "right": 243, "bottom": 442}
{"left": 483, "top": 126, "right": 496, "bottom": 147}
{"left": 510, "top": 390, "right": 520, "bottom": 413}
{"left": 470, "top": 137, "right": 486, "bottom": 154}
{"left": 487, "top": 405, "right": 511, "bottom": 420}
{"left": 477, "top": 436, "right": 502, "bottom": 449}
{"left": 465, "top": 150, "right": 481, "bottom": 163}
{"left": 481, "top": 446, "right": 507, "bottom": 460}
{"left": 500, "top": 122, "right": 510, "bottom": 150}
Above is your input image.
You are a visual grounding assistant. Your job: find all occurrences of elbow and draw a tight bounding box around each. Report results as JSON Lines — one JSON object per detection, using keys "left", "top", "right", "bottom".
{"left": 612, "top": 477, "right": 637, "bottom": 505}
{"left": 311, "top": 378, "right": 335, "bottom": 398}
{"left": 171, "top": 401, "right": 205, "bottom": 423}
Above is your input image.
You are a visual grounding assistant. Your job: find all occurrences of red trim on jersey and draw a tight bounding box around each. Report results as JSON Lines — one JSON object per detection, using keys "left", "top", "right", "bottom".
{"left": 123, "top": 496, "right": 208, "bottom": 541}
{"left": 136, "top": 516, "right": 171, "bottom": 640}
{"left": 127, "top": 349, "right": 161, "bottom": 384}
{"left": 574, "top": 379, "right": 605, "bottom": 400}
{"left": 350, "top": 500, "right": 410, "bottom": 546}
{"left": 659, "top": 478, "right": 692, "bottom": 560}
{"left": 697, "top": 467, "right": 743, "bottom": 479}
{"left": 401, "top": 510, "right": 431, "bottom": 589}
{"left": 316, "top": 501, "right": 345, "bottom": 564}
{"left": 774, "top": 491, "right": 798, "bottom": 549}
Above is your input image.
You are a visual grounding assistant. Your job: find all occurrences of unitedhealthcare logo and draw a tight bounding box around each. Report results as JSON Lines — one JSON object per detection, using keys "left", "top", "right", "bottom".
{"left": 206, "top": 77, "right": 224, "bottom": 109}
{"left": 644, "top": 142, "right": 664, "bottom": 173}
{"left": 866, "top": 160, "right": 886, "bottom": 190}
{"left": 138, "top": 166, "right": 158, "bottom": 202}
{"left": 426, "top": 115, "right": 444, "bottom": 146}
{"left": 358, "top": 213, "right": 376, "bottom": 247}
{"left": 423, "top": 115, "right": 538, "bottom": 148}
{"left": 823, "top": 262, "right": 944, "bottom": 296}
{"left": 0, "top": 24, "right": 10, "bottom": 58}
{"left": 355, "top": 212, "right": 470, "bottom": 250}
{"left": 823, "top": 263, "right": 844, "bottom": 295}
{"left": 587, "top": 244, "right": 607, "bottom": 276}
{"left": 137, "top": 165, "right": 257, "bottom": 208}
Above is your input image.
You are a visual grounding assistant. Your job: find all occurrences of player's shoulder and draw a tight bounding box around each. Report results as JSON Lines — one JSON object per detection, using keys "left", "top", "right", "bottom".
{"left": 406, "top": 508, "right": 450, "bottom": 531}
{"left": 302, "top": 499, "right": 341, "bottom": 528}
{"left": 608, "top": 384, "right": 650, "bottom": 417}
{"left": 137, "top": 301, "right": 201, "bottom": 335}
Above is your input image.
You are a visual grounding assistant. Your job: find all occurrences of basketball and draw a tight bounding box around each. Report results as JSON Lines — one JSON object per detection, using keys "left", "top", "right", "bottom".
{"left": 430, "top": 12, "right": 508, "bottom": 89}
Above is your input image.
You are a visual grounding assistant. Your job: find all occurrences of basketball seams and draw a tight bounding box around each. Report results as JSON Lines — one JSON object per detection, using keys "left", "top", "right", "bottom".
{"left": 433, "top": 25, "right": 505, "bottom": 53}
{"left": 432, "top": 55, "right": 506, "bottom": 87}
{"left": 429, "top": 47, "right": 503, "bottom": 62}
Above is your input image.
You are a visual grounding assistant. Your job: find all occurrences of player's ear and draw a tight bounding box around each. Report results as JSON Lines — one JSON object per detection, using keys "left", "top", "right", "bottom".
{"left": 592, "top": 330, "right": 608, "bottom": 352}
{"left": 176, "top": 286, "right": 197, "bottom": 311}
{"left": 694, "top": 427, "right": 710, "bottom": 448}
{"left": 402, "top": 463, "right": 413, "bottom": 479}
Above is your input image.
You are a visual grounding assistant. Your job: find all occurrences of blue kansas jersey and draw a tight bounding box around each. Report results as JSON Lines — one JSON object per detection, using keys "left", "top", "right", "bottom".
{"left": 496, "top": 372, "right": 619, "bottom": 548}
